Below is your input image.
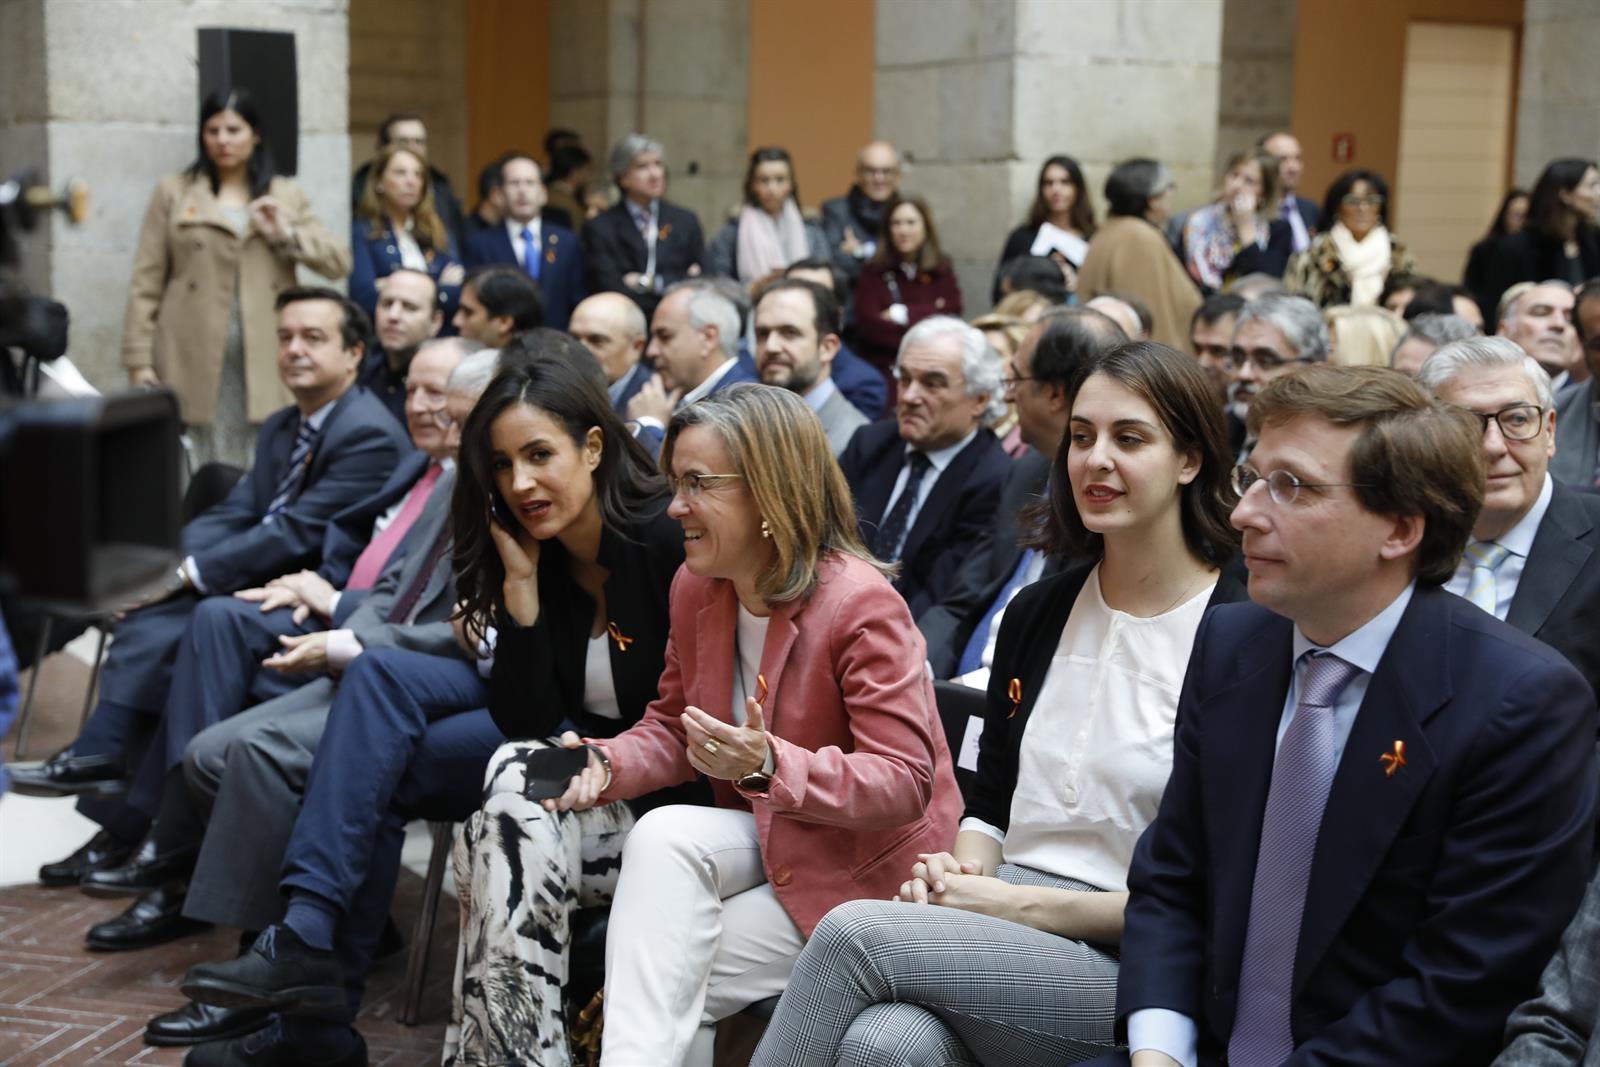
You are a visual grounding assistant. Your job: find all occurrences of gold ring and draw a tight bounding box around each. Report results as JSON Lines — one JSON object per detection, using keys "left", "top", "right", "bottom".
{"left": 704, "top": 738, "right": 720, "bottom": 755}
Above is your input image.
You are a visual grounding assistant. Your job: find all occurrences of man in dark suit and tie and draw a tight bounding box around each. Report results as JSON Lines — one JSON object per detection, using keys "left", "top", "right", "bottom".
{"left": 1104, "top": 365, "right": 1596, "bottom": 1067}
{"left": 919, "top": 306, "right": 1127, "bottom": 681}
{"left": 569, "top": 291, "right": 652, "bottom": 416}
{"left": 582, "top": 133, "right": 706, "bottom": 317}
{"left": 838, "top": 316, "right": 1014, "bottom": 619}
{"left": 1260, "top": 131, "right": 1320, "bottom": 254}
{"left": 1419, "top": 336, "right": 1600, "bottom": 699}
{"left": 625, "top": 280, "right": 758, "bottom": 448}
{"left": 461, "top": 153, "right": 585, "bottom": 331}
{"left": 13, "top": 289, "right": 412, "bottom": 869}
{"left": 358, "top": 268, "right": 441, "bottom": 425}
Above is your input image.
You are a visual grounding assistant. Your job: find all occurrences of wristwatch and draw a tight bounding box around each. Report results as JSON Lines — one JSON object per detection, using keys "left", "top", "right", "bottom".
{"left": 734, "top": 747, "right": 774, "bottom": 794}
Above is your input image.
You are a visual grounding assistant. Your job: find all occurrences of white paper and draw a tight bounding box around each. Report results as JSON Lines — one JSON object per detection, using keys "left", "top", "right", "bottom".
{"left": 958, "top": 714, "right": 984, "bottom": 772}
{"left": 1029, "top": 221, "right": 1089, "bottom": 266}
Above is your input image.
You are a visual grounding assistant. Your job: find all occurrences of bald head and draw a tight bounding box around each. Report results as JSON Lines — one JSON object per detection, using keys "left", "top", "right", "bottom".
{"left": 856, "top": 141, "right": 902, "bottom": 203}
{"left": 569, "top": 292, "right": 648, "bottom": 384}
{"left": 1087, "top": 295, "right": 1144, "bottom": 341}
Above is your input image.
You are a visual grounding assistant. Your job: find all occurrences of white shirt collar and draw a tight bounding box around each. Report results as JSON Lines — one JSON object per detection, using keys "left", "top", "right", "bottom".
{"left": 1292, "top": 580, "right": 1415, "bottom": 676}
{"left": 301, "top": 397, "right": 337, "bottom": 432}
{"left": 680, "top": 356, "right": 739, "bottom": 408}
{"left": 1493, "top": 473, "right": 1555, "bottom": 559}
{"left": 906, "top": 426, "right": 980, "bottom": 471}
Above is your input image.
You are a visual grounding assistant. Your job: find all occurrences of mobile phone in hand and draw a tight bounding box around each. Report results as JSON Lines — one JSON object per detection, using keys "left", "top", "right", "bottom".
{"left": 520, "top": 745, "right": 595, "bottom": 801}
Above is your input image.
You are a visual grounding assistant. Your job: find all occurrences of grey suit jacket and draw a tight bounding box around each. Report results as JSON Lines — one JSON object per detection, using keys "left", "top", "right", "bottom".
{"left": 335, "top": 468, "right": 460, "bottom": 659}
{"left": 1553, "top": 378, "right": 1598, "bottom": 487}
{"left": 1496, "top": 858, "right": 1600, "bottom": 1065}
{"left": 816, "top": 384, "right": 869, "bottom": 456}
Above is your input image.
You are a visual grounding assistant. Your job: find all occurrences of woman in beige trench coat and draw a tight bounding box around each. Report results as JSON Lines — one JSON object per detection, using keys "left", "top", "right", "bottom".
{"left": 121, "top": 89, "right": 350, "bottom": 468}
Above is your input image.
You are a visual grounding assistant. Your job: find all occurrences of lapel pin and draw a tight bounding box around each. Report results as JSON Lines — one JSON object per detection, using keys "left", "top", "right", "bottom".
{"left": 1007, "top": 677, "right": 1022, "bottom": 719}
{"left": 1379, "top": 739, "right": 1407, "bottom": 777}
{"left": 606, "top": 621, "right": 634, "bottom": 651}
{"left": 755, "top": 673, "right": 769, "bottom": 706}
{"left": 545, "top": 249, "right": 557, "bottom": 263}
{"left": 659, "top": 223, "right": 673, "bottom": 241}
{"left": 550, "top": 233, "right": 559, "bottom": 244}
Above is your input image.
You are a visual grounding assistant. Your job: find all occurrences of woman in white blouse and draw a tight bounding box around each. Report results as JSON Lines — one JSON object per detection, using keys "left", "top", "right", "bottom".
{"left": 751, "top": 341, "right": 1248, "bottom": 1066}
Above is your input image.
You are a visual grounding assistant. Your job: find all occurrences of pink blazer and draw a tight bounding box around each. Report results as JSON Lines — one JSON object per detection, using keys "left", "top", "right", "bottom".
{"left": 594, "top": 552, "right": 963, "bottom": 937}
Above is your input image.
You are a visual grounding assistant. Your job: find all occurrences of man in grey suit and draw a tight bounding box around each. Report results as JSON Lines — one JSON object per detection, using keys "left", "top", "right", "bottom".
{"left": 1497, "top": 865, "right": 1600, "bottom": 1064}
{"left": 1553, "top": 278, "right": 1600, "bottom": 487}
{"left": 753, "top": 277, "right": 867, "bottom": 455}
{"left": 1420, "top": 336, "right": 1600, "bottom": 699}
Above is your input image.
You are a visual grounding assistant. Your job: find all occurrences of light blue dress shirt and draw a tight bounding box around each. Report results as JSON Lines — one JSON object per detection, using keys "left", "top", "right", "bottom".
{"left": 1441, "top": 473, "right": 1552, "bottom": 621}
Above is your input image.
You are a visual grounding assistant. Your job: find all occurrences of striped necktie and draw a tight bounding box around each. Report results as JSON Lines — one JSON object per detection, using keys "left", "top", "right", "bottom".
{"left": 266, "top": 417, "right": 317, "bottom": 517}
{"left": 1462, "top": 540, "right": 1510, "bottom": 616}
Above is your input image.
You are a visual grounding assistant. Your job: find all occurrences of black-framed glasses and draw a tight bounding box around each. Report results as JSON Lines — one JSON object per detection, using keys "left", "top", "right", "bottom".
{"left": 667, "top": 472, "right": 744, "bottom": 499}
{"left": 1463, "top": 403, "right": 1546, "bottom": 442}
{"left": 1341, "top": 194, "right": 1386, "bottom": 208}
{"left": 1230, "top": 347, "right": 1312, "bottom": 373}
{"left": 1232, "top": 465, "right": 1371, "bottom": 506}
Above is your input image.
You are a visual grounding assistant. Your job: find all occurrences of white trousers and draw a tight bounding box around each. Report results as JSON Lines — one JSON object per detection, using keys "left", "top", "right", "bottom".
{"left": 600, "top": 805, "right": 806, "bottom": 1067}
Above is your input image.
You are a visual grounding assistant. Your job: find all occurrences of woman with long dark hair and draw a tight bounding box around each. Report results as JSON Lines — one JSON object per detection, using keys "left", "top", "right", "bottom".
{"left": 853, "top": 195, "right": 964, "bottom": 380}
{"left": 1476, "top": 159, "right": 1600, "bottom": 326}
{"left": 1462, "top": 187, "right": 1528, "bottom": 306}
{"left": 1285, "top": 168, "right": 1417, "bottom": 308}
{"left": 992, "top": 155, "right": 1098, "bottom": 302}
{"left": 752, "top": 341, "right": 1248, "bottom": 1066}
{"left": 706, "top": 146, "right": 830, "bottom": 293}
{"left": 121, "top": 88, "right": 349, "bottom": 466}
{"left": 349, "top": 142, "right": 465, "bottom": 322}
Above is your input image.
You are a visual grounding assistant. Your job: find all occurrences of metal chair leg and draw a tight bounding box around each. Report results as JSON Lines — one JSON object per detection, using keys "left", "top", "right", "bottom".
{"left": 78, "top": 625, "right": 109, "bottom": 731}
{"left": 13, "top": 616, "right": 55, "bottom": 761}
{"left": 400, "top": 821, "right": 454, "bottom": 1026}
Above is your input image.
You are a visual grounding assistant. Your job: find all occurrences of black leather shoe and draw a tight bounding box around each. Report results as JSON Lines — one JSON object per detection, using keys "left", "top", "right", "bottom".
{"left": 81, "top": 837, "right": 198, "bottom": 898}
{"left": 183, "top": 1018, "right": 367, "bottom": 1066}
{"left": 86, "top": 882, "right": 211, "bottom": 951}
{"left": 183, "top": 924, "right": 347, "bottom": 1020}
{"left": 39, "top": 830, "right": 139, "bottom": 887}
{"left": 9, "top": 749, "right": 128, "bottom": 797}
{"left": 145, "top": 999, "right": 272, "bottom": 1047}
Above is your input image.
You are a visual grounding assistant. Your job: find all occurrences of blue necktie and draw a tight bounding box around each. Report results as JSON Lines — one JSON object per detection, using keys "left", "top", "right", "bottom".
{"left": 521, "top": 226, "right": 542, "bottom": 281}
{"left": 266, "top": 417, "right": 316, "bottom": 518}
{"left": 957, "top": 549, "right": 1038, "bottom": 676}
{"left": 1229, "top": 651, "right": 1363, "bottom": 1064}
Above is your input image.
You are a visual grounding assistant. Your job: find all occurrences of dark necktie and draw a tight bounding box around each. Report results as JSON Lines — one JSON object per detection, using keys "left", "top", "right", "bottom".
{"left": 1229, "top": 651, "right": 1363, "bottom": 1064}
{"left": 874, "top": 451, "right": 931, "bottom": 561}
{"left": 385, "top": 527, "right": 452, "bottom": 624}
{"left": 266, "top": 417, "right": 316, "bottom": 517}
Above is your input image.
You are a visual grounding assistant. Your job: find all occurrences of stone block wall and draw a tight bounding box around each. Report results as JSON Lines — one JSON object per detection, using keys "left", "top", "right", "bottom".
{"left": 1516, "top": 0, "right": 1600, "bottom": 186}
{"left": 1215, "top": 0, "right": 1297, "bottom": 176}
{"left": 348, "top": 0, "right": 467, "bottom": 196}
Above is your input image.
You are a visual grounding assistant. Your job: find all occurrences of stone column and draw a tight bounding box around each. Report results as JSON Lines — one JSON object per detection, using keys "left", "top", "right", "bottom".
{"left": 875, "top": 0, "right": 1224, "bottom": 313}
{"left": 1216, "top": 0, "right": 1298, "bottom": 173}
{"left": 1515, "top": 0, "right": 1600, "bottom": 185}
{"left": 550, "top": 0, "right": 748, "bottom": 236}
{"left": 0, "top": 0, "right": 350, "bottom": 394}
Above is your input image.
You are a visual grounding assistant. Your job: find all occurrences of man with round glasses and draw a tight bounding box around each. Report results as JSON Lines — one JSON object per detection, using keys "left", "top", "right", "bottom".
{"left": 1417, "top": 335, "right": 1600, "bottom": 699}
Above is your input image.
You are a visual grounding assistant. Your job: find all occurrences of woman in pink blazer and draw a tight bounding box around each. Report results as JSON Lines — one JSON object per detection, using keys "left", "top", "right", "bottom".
{"left": 543, "top": 382, "right": 963, "bottom": 1066}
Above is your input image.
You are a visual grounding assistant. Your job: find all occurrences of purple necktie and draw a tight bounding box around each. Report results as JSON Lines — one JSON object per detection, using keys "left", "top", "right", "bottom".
{"left": 1229, "top": 651, "right": 1362, "bottom": 1066}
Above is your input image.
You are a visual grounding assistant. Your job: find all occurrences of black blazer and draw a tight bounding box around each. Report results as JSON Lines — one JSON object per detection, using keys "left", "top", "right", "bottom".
{"left": 839, "top": 420, "right": 1014, "bottom": 619}
{"left": 581, "top": 199, "right": 706, "bottom": 316}
{"left": 1510, "top": 482, "right": 1600, "bottom": 701}
{"left": 1286, "top": 193, "right": 1320, "bottom": 235}
{"left": 1116, "top": 585, "right": 1597, "bottom": 1066}
{"left": 180, "top": 385, "right": 414, "bottom": 593}
{"left": 488, "top": 502, "right": 684, "bottom": 742}
{"left": 1477, "top": 227, "right": 1600, "bottom": 329}
{"left": 964, "top": 557, "right": 1248, "bottom": 833}
{"left": 918, "top": 449, "right": 1057, "bottom": 678}
{"left": 1227, "top": 217, "right": 1294, "bottom": 281}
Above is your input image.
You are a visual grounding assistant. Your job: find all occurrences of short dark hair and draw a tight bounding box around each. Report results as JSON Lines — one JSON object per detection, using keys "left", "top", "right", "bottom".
{"left": 1379, "top": 271, "right": 1426, "bottom": 309}
{"left": 999, "top": 256, "right": 1068, "bottom": 304}
{"left": 463, "top": 266, "right": 543, "bottom": 331}
{"left": 377, "top": 112, "right": 425, "bottom": 147}
{"left": 1193, "top": 292, "right": 1245, "bottom": 330}
{"left": 498, "top": 151, "right": 541, "bottom": 182}
{"left": 1321, "top": 169, "right": 1392, "bottom": 230}
{"left": 548, "top": 144, "right": 592, "bottom": 183}
{"left": 1104, "top": 158, "right": 1173, "bottom": 218}
{"left": 543, "top": 127, "right": 582, "bottom": 159}
{"left": 500, "top": 328, "right": 608, "bottom": 392}
{"left": 1247, "top": 364, "right": 1484, "bottom": 586}
{"left": 1031, "top": 307, "right": 1126, "bottom": 387}
{"left": 757, "top": 277, "right": 841, "bottom": 339}
{"left": 1029, "top": 341, "right": 1239, "bottom": 567}
{"left": 1403, "top": 281, "right": 1470, "bottom": 321}
{"left": 1529, "top": 158, "right": 1599, "bottom": 238}
{"left": 783, "top": 258, "right": 847, "bottom": 303}
{"left": 275, "top": 286, "right": 370, "bottom": 352}
{"left": 189, "top": 89, "right": 275, "bottom": 198}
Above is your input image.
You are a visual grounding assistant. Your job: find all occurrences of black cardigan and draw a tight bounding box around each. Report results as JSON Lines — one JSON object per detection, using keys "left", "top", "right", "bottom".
{"left": 488, "top": 502, "right": 683, "bottom": 742}
{"left": 964, "top": 556, "right": 1249, "bottom": 833}
{"left": 1476, "top": 227, "right": 1600, "bottom": 329}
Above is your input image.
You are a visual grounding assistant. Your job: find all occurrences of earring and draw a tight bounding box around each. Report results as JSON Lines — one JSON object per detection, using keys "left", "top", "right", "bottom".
{"left": 760, "top": 519, "right": 771, "bottom": 539}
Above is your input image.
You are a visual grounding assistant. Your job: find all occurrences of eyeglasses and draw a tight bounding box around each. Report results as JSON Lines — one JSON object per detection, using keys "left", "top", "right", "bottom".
{"left": 859, "top": 166, "right": 900, "bottom": 179}
{"left": 667, "top": 472, "right": 744, "bottom": 498}
{"left": 1230, "top": 347, "right": 1312, "bottom": 373}
{"left": 1001, "top": 374, "right": 1037, "bottom": 390}
{"left": 1341, "top": 194, "right": 1386, "bottom": 208}
{"left": 1463, "top": 403, "right": 1546, "bottom": 442}
{"left": 1232, "top": 466, "right": 1371, "bottom": 505}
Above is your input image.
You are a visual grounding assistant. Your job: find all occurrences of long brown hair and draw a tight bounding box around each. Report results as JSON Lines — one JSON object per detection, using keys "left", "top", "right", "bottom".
{"left": 356, "top": 144, "right": 449, "bottom": 252}
{"left": 868, "top": 195, "right": 948, "bottom": 275}
{"left": 1025, "top": 155, "right": 1097, "bottom": 238}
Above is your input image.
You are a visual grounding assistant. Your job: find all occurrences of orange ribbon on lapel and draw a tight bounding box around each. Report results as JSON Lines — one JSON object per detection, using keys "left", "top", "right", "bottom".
{"left": 1379, "top": 739, "right": 1407, "bottom": 777}
{"left": 1007, "top": 677, "right": 1022, "bottom": 719}
{"left": 755, "top": 673, "right": 769, "bottom": 706}
{"left": 606, "top": 621, "right": 634, "bottom": 652}
{"left": 658, "top": 223, "right": 673, "bottom": 241}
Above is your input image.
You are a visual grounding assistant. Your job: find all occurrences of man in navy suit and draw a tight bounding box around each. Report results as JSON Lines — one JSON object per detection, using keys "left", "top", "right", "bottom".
{"left": 358, "top": 268, "right": 441, "bottom": 425}
{"left": 582, "top": 133, "right": 706, "bottom": 317}
{"left": 1107, "top": 365, "right": 1595, "bottom": 1067}
{"left": 838, "top": 315, "right": 1013, "bottom": 618}
{"left": 569, "top": 291, "right": 652, "bottom": 416}
{"left": 626, "top": 280, "right": 758, "bottom": 446}
{"left": 461, "top": 153, "right": 585, "bottom": 331}
{"left": 13, "top": 289, "right": 413, "bottom": 881}
{"left": 451, "top": 265, "right": 542, "bottom": 348}
{"left": 1260, "top": 131, "right": 1320, "bottom": 254}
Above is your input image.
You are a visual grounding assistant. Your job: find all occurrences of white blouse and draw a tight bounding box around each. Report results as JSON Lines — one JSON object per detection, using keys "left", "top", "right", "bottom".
{"left": 581, "top": 631, "right": 621, "bottom": 720}
{"left": 730, "top": 605, "right": 769, "bottom": 725}
{"left": 999, "top": 564, "right": 1215, "bottom": 891}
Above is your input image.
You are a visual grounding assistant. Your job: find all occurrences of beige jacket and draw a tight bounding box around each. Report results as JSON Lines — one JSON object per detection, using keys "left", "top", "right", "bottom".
{"left": 1077, "top": 214, "right": 1203, "bottom": 350}
{"left": 120, "top": 172, "right": 350, "bottom": 423}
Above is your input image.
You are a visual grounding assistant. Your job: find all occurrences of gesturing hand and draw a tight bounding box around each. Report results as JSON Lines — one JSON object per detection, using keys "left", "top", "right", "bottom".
{"left": 626, "top": 373, "right": 680, "bottom": 427}
{"left": 248, "top": 196, "right": 289, "bottom": 244}
{"left": 487, "top": 512, "right": 539, "bottom": 582}
{"left": 545, "top": 731, "right": 610, "bottom": 813}
{"left": 682, "top": 700, "right": 769, "bottom": 782}
{"left": 262, "top": 632, "right": 331, "bottom": 675}
{"left": 895, "top": 852, "right": 982, "bottom": 904}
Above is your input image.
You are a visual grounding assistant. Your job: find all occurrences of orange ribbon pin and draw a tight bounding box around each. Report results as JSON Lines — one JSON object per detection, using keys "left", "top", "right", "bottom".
{"left": 1007, "top": 677, "right": 1022, "bottom": 719}
{"left": 755, "top": 673, "right": 769, "bottom": 706}
{"left": 1379, "top": 739, "right": 1407, "bottom": 777}
{"left": 606, "top": 621, "right": 633, "bottom": 652}
{"left": 659, "top": 223, "right": 673, "bottom": 241}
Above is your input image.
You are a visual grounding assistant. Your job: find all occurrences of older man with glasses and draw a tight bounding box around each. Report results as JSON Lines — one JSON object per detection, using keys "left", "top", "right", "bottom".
{"left": 821, "top": 141, "right": 903, "bottom": 285}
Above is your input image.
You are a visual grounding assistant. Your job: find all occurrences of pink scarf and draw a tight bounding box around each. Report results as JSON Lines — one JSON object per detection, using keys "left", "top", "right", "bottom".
{"left": 735, "top": 199, "right": 809, "bottom": 284}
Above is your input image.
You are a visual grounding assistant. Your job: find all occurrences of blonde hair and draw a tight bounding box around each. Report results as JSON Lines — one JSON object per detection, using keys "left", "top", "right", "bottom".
{"left": 993, "top": 290, "right": 1053, "bottom": 322}
{"left": 1324, "top": 304, "right": 1406, "bottom": 368}
{"left": 356, "top": 144, "right": 448, "bottom": 252}
{"left": 661, "top": 384, "right": 888, "bottom": 604}
{"left": 970, "top": 313, "right": 1029, "bottom": 362}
